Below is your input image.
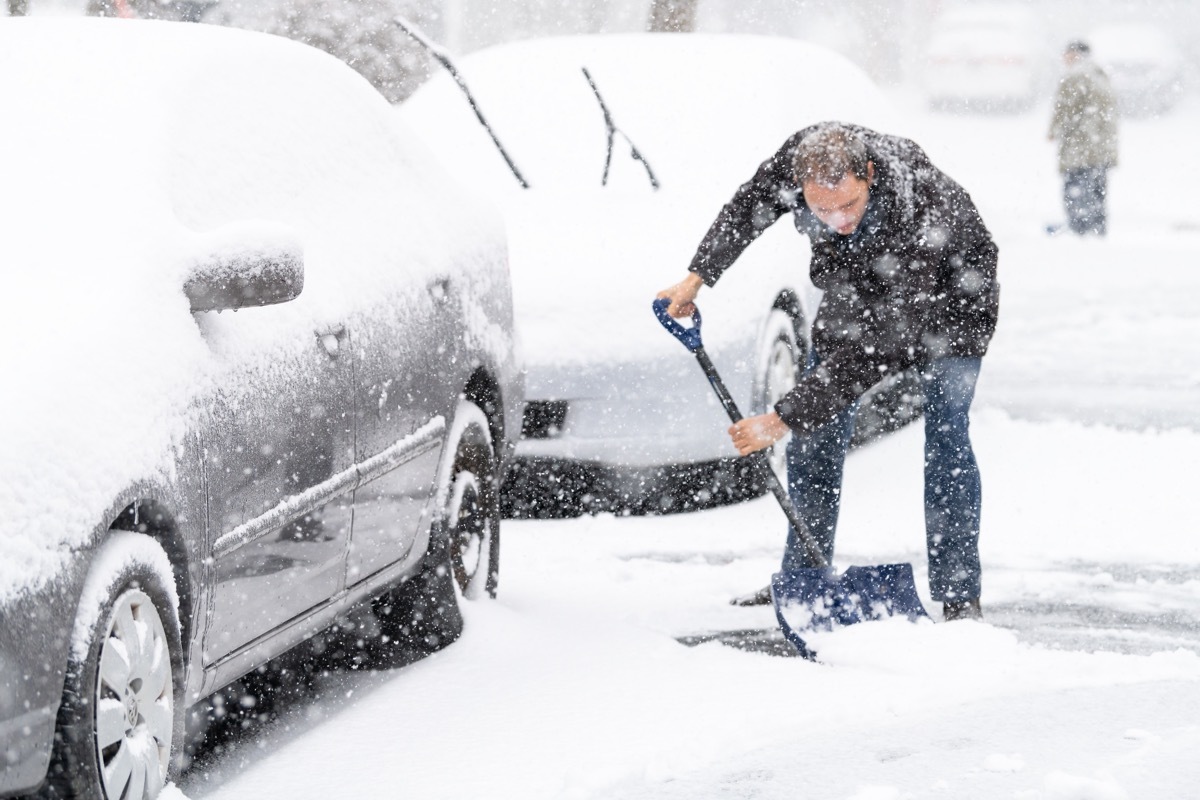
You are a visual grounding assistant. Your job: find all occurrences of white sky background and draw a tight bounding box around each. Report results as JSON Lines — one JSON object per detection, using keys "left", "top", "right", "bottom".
{"left": 21, "top": 0, "right": 1200, "bottom": 88}
{"left": 434, "top": 0, "right": 1200, "bottom": 92}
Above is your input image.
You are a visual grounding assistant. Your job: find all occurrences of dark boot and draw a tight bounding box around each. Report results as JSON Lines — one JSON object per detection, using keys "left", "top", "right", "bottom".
{"left": 943, "top": 598, "right": 982, "bottom": 621}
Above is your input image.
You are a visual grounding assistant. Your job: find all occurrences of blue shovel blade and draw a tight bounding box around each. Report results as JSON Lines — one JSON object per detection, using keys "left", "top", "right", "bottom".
{"left": 770, "top": 564, "right": 929, "bottom": 659}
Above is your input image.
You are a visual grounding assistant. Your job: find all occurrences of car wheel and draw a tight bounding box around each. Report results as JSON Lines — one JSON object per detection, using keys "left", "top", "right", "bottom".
{"left": 757, "top": 309, "right": 801, "bottom": 488}
{"left": 371, "top": 399, "right": 499, "bottom": 660}
{"left": 43, "top": 533, "right": 183, "bottom": 800}
{"left": 441, "top": 399, "right": 500, "bottom": 600}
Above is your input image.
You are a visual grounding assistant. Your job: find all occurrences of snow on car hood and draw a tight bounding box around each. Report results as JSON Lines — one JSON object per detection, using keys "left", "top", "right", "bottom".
{"left": 0, "top": 18, "right": 504, "bottom": 603}
{"left": 400, "top": 33, "right": 901, "bottom": 369}
{"left": 503, "top": 186, "right": 807, "bottom": 367}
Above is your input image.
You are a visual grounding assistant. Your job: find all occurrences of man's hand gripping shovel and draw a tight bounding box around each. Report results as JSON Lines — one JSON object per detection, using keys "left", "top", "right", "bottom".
{"left": 652, "top": 298, "right": 929, "bottom": 660}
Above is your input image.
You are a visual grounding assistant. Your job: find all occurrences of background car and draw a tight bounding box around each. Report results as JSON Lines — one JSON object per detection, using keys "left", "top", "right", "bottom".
{"left": 1087, "top": 23, "right": 1187, "bottom": 117}
{"left": 400, "top": 33, "right": 914, "bottom": 517}
{"left": 0, "top": 17, "right": 520, "bottom": 799}
{"left": 920, "top": 2, "right": 1048, "bottom": 112}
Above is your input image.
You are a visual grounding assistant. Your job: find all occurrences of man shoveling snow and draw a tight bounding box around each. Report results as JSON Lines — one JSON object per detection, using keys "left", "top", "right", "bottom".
{"left": 657, "top": 122, "right": 999, "bottom": 622}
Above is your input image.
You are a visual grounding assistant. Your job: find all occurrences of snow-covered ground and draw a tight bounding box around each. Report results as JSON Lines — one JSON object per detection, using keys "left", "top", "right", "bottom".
{"left": 173, "top": 94, "right": 1200, "bottom": 799}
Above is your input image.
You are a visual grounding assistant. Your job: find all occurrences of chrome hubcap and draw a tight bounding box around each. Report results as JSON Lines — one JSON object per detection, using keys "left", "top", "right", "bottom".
{"left": 448, "top": 469, "right": 488, "bottom": 599}
{"left": 95, "top": 589, "right": 172, "bottom": 800}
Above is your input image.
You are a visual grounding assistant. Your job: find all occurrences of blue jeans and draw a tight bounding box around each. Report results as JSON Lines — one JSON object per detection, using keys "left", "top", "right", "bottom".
{"left": 1063, "top": 167, "right": 1108, "bottom": 236}
{"left": 782, "top": 357, "right": 983, "bottom": 602}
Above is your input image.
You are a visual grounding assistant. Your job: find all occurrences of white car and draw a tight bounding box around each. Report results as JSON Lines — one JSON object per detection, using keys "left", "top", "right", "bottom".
{"left": 401, "top": 34, "right": 911, "bottom": 516}
{"left": 920, "top": 3, "right": 1047, "bottom": 112}
{"left": 0, "top": 18, "right": 520, "bottom": 798}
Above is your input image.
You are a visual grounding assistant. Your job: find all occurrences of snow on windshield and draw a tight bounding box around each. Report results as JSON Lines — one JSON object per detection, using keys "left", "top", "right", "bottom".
{"left": 403, "top": 33, "right": 901, "bottom": 193}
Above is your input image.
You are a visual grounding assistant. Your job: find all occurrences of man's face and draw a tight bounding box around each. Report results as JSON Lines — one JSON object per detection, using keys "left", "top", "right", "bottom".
{"left": 803, "top": 162, "right": 874, "bottom": 236}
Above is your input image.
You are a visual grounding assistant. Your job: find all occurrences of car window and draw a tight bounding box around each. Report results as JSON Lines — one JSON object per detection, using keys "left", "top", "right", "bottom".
{"left": 165, "top": 37, "right": 474, "bottom": 319}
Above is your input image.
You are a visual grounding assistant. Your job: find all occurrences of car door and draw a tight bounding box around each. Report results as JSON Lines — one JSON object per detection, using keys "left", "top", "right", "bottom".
{"left": 343, "top": 272, "right": 457, "bottom": 587}
{"left": 163, "top": 33, "right": 476, "bottom": 649}
{"left": 199, "top": 319, "right": 356, "bottom": 662}
{"left": 162, "top": 47, "right": 376, "bottom": 664}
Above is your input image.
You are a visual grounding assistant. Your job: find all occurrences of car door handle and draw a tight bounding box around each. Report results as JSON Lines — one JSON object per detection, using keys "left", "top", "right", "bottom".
{"left": 316, "top": 324, "right": 348, "bottom": 358}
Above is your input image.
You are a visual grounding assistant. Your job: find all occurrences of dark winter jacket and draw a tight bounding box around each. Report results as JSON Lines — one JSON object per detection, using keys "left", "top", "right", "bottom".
{"left": 688, "top": 123, "right": 999, "bottom": 432}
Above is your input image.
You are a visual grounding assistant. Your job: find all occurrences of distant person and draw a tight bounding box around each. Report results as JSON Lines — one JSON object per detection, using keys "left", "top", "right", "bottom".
{"left": 1048, "top": 40, "right": 1118, "bottom": 236}
{"left": 656, "top": 123, "right": 999, "bottom": 621}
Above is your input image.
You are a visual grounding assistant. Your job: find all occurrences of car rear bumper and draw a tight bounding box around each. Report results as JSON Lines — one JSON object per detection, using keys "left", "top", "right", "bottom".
{"left": 0, "top": 705, "right": 56, "bottom": 798}
{"left": 502, "top": 454, "right": 760, "bottom": 517}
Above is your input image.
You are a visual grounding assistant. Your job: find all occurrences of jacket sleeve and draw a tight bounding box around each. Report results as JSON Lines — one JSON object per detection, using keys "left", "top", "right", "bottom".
{"left": 773, "top": 243, "right": 919, "bottom": 432}
{"left": 926, "top": 190, "right": 1000, "bottom": 358}
{"left": 1049, "top": 79, "right": 1068, "bottom": 139}
{"left": 773, "top": 285, "right": 912, "bottom": 432}
{"left": 687, "top": 130, "right": 810, "bottom": 286}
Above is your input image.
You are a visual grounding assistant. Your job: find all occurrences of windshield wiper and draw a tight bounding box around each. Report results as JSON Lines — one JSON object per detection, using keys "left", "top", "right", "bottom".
{"left": 581, "top": 67, "right": 660, "bottom": 190}
{"left": 396, "top": 16, "right": 530, "bottom": 189}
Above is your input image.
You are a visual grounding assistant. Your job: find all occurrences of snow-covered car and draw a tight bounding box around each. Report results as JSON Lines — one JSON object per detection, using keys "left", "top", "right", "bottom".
{"left": 1088, "top": 24, "right": 1187, "bottom": 118}
{"left": 0, "top": 18, "right": 520, "bottom": 799}
{"left": 85, "top": 0, "right": 215, "bottom": 21}
{"left": 920, "top": 3, "right": 1047, "bottom": 112}
{"left": 400, "top": 34, "right": 909, "bottom": 516}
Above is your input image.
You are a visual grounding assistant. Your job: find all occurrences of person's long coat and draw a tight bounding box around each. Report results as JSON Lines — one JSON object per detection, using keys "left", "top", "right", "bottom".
{"left": 688, "top": 123, "right": 1000, "bottom": 432}
{"left": 1049, "top": 59, "right": 1119, "bottom": 173}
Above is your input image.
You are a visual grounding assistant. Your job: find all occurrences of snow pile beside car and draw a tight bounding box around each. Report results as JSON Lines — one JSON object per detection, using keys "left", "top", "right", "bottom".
{"left": 0, "top": 18, "right": 502, "bottom": 603}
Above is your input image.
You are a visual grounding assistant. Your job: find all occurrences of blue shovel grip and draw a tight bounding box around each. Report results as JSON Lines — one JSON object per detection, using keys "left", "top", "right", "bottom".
{"left": 652, "top": 297, "right": 704, "bottom": 352}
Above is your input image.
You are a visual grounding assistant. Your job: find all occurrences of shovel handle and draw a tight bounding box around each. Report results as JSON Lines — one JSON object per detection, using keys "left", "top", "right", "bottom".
{"left": 651, "top": 298, "right": 829, "bottom": 569}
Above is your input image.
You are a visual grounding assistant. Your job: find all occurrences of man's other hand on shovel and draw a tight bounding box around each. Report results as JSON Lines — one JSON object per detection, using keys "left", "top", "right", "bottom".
{"left": 729, "top": 412, "right": 791, "bottom": 455}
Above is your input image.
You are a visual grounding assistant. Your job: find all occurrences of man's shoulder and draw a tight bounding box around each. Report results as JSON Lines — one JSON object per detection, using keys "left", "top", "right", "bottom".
{"left": 864, "top": 131, "right": 937, "bottom": 186}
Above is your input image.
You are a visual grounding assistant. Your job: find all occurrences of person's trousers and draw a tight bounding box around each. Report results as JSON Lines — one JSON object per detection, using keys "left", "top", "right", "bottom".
{"left": 1063, "top": 166, "right": 1108, "bottom": 236}
{"left": 781, "top": 357, "right": 983, "bottom": 602}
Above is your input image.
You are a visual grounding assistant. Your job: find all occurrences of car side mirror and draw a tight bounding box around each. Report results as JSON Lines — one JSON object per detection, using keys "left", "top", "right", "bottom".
{"left": 184, "top": 240, "right": 305, "bottom": 313}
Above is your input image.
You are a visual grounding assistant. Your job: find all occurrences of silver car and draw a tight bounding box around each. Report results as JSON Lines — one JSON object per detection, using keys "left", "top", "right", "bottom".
{"left": 0, "top": 18, "right": 520, "bottom": 799}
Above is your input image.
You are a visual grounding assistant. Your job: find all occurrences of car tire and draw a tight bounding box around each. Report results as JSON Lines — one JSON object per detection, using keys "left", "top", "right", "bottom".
{"left": 40, "top": 533, "right": 183, "bottom": 800}
{"left": 441, "top": 399, "right": 501, "bottom": 601}
{"left": 372, "top": 399, "right": 499, "bottom": 659}
{"left": 753, "top": 309, "right": 802, "bottom": 490}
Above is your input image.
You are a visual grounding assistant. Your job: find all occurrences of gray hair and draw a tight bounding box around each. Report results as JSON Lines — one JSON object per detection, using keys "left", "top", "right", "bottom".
{"left": 794, "top": 124, "right": 870, "bottom": 187}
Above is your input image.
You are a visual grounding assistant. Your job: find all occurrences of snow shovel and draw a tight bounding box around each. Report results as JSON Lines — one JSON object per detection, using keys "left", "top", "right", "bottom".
{"left": 652, "top": 298, "right": 929, "bottom": 660}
